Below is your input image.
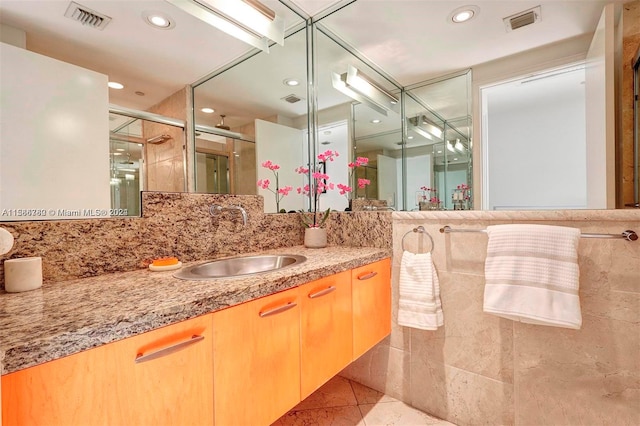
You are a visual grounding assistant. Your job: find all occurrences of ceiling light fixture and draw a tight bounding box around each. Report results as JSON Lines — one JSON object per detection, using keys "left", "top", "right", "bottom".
{"left": 143, "top": 11, "right": 175, "bottom": 29}
{"left": 449, "top": 5, "right": 479, "bottom": 24}
{"left": 201, "top": 107, "right": 215, "bottom": 113}
{"left": 283, "top": 78, "right": 299, "bottom": 86}
{"left": 166, "top": 0, "right": 284, "bottom": 53}
{"left": 331, "top": 65, "right": 399, "bottom": 116}
{"left": 370, "top": 119, "right": 381, "bottom": 124}
{"left": 108, "top": 81, "right": 124, "bottom": 89}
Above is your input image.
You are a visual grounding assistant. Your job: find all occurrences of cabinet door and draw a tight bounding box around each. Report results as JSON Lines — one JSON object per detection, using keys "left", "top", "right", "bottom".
{"left": 300, "top": 271, "right": 352, "bottom": 399}
{"left": 352, "top": 258, "right": 392, "bottom": 359}
{"left": 1, "top": 314, "right": 214, "bottom": 426}
{"left": 213, "top": 287, "right": 300, "bottom": 426}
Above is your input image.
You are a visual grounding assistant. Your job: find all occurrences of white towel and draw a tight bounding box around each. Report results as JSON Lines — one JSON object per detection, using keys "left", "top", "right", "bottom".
{"left": 398, "top": 251, "right": 443, "bottom": 330}
{"left": 483, "top": 224, "right": 582, "bottom": 329}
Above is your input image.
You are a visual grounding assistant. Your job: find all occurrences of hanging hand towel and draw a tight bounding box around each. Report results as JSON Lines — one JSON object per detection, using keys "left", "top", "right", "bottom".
{"left": 483, "top": 224, "right": 582, "bottom": 329}
{"left": 398, "top": 251, "right": 443, "bottom": 330}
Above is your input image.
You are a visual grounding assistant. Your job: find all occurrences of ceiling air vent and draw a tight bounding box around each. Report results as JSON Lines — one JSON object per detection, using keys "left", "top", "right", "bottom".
{"left": 503, "top": 6, "right": 541, "bottom": 32}
{"left": 64, "top": 1, "right": 112, "bottom": 30}
{"left": 282, "top": 94, "right": 303, "bottom": 104}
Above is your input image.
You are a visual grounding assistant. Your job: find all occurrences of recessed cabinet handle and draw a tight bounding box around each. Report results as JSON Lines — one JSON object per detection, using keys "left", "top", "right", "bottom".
{"left": 357, "top": 271, "right": 378, "bottom": 280}
{"left": 308, "top": 286, "right": 336, "bottom": 299}
{"left": 135, "top": 335, "right": 204, "bottom": 364}
{"left": 259, "top": 302, "right": 297, "bottom": 318}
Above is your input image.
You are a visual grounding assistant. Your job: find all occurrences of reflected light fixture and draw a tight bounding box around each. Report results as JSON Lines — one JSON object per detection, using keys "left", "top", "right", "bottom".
{"left": 283, "top": 78, "right": 299, "bottom": 86}
{"left": 331, "top": 65, "right": 398, "bottom": 116}
{"left": 446, "top": 141, "right": 456, "bottom": 153}
{"left": 166, "top": 0, "right": 284, "bottom": 53}
{"left": 408, "top": 115, "right": 443, "bottom": 141}
{"left": 454, "top": 138, "right": 466, "bottom": 153}
{"left": 201, "top": 107, "right": 215, "bottom": 113}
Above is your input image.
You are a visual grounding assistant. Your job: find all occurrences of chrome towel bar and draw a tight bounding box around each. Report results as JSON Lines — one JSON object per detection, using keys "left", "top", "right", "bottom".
{"left": 439, "top": 225, "right": 638, "bottom": 242}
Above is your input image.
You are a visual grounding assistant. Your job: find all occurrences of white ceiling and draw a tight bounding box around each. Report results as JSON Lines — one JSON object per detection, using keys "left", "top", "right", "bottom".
{"left": 0, "top": 0, "right": 630, "bottom": 136}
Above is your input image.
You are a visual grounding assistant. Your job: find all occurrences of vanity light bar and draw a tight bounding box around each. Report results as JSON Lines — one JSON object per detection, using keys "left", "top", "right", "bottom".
{"left": 331, "top": 65, "right": 399, "bottom": 116}
{"left": 166, "top": 0, "right": 284, "bottom": 53}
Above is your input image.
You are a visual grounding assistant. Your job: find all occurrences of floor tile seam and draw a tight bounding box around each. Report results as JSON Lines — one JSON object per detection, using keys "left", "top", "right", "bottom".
{"left": 288, "top": 402, "right": 361, "bottom": 413}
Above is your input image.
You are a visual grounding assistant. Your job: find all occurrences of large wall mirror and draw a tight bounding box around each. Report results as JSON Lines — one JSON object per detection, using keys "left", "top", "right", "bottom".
{"left": 2, "top": 0, "right": 635, "bottom": 220}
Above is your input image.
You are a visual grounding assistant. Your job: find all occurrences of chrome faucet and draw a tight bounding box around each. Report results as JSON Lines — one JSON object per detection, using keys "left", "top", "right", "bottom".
{"left": 209, "top": 204, "right": 248, "bottom": 226}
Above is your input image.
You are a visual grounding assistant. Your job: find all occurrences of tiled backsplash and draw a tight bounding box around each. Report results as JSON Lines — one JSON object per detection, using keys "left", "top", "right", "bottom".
{"left": 0, "top": 192, "right": 391, "bottom": 289}
{"left": 341, "top": 209, "right": 640, "bottom": 426}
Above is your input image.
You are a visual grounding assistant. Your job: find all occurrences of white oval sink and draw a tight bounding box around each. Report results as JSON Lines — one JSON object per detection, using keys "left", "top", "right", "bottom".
{"left": 173, "top": 254, "right": 306, "bottom": 280}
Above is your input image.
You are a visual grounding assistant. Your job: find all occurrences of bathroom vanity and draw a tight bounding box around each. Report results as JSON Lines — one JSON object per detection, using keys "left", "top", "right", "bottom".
{"left": 0, "top": 247, "right": 390, "bottom": 425}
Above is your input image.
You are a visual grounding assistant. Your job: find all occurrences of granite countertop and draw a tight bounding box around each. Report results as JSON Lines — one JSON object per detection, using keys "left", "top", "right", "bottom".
{"left": 0, "top": 245, "right": 390, "bottom": 375}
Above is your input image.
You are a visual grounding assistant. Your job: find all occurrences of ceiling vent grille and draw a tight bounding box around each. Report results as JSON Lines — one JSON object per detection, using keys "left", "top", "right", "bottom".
{"left": 64, "top": 1, "right": 112, "bottom": 30}
{"left": 282, "top": 94, "right": 303, "bottom": 104}
{"left": 503, "top": 6, "right": 541, "bottom": 32}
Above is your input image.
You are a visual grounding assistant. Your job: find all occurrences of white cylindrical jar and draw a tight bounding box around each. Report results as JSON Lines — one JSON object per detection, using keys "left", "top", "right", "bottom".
{"left": 304, "top": 227, "right": 327, "bottom": 249}
{"left": 4, "top": 257, "right": 43, "bottom": 293}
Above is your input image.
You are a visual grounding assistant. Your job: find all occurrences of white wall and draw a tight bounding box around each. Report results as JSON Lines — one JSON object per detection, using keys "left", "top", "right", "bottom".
{"left": 473, "top": 33, "right": 593, "bottom": 208}
{"left": 482, "top": 67, "right": 587, "bottom": 210}
{"left": 317, "top": 122, "right": 350, "bottom": 212}
{"left": 585, "top": 3, "right": 618, "bottom": 209}
{"left": 255, "top": 119, "right": 305, "bottom": 212}
{"left": 405, "top": 154, "right": 432, "bottom": 210}
{"left": 0, "top": 42, "right": 110, "bottom": 220}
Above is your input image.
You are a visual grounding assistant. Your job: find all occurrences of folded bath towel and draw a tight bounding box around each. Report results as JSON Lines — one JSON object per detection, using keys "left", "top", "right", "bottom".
{"left": 483, "top": 224, "right": 582, "bottom": 329}
{"left": 398, "top": 251, "right": 443, "bottom": 330}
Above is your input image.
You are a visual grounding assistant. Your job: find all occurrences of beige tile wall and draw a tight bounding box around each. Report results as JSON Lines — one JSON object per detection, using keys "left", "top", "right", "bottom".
{"left": 341, "top": 210, "right": 640, "bottom": 426}
{"left": 145, "top": 88, "right": 188, "bottom": 192}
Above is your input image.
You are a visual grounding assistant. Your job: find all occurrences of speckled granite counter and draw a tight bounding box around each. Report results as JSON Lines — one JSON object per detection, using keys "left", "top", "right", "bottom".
{"left": 0, "top": 246, "right": 390, "bottom": 375}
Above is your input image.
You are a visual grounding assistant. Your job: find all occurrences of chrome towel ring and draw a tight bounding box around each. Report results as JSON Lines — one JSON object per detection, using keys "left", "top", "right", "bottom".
{"left": 401, "top": 226, "right": 434, "bottom": 253}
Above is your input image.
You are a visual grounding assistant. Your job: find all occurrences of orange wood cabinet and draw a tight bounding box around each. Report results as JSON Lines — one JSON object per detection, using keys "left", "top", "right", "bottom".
{"left": 212, "top": 286, "right": 301, "bottom": 426}
{"left": 351, "top": 258, "right": 392, "bottom": 359}
{"left": 299, "top": 270, "right": 353, "bottom": 399}
{"left": 1, "top": 314, "right": 214, "bottom": 426}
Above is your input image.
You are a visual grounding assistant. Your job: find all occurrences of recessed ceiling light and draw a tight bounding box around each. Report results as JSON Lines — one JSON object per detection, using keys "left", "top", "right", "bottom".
{"left": 143, "top": 11, "right": 175, "bottom": 29}
{"left": 108, "top": 81, "right": 124, "bottom": 90}
{"left": 116, "top": 148, "right": 125, "bottom": 152}
{"left": 408, "top": 136, "right": 414, "bottom": 140}
{"left": 454, "top": 157, "right": 459, "bottom": 161}
{"left": 449, "top": 5, "right": 479, "bottom": 24}
{"left": 135, "top": 91, "right": 145, "bottom": 96}
{"left": 201, "top": 107, "right": 215, "bottom": 113}
{"left": 283, "top": 78, "right": 300, "bottom": 86}
{"left": 113, "top": 152, "right": 123, "bottom": 156}
{"left": 437, "top": 150, "right": 443, "bottom": 154}
{"left": 370, "top": 119, "right": 381, "bottom": 124}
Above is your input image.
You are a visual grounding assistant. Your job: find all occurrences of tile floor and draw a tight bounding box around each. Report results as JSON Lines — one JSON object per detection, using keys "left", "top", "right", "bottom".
{"left": 272, "top": 376, "right": 456, "bottom": 426}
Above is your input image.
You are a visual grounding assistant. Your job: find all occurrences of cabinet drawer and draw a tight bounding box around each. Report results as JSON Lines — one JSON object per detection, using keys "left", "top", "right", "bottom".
{"left": 300, "top": 270, "right": 353, "bottom": 399}
{"left": 213, "top": 287, "right": 300, "bottom": 426}
{"left": 2, "top": 314, "right": 214, "bottom": 426}
{"left": 352, "top": 258, "right": 392, "bottom": 359}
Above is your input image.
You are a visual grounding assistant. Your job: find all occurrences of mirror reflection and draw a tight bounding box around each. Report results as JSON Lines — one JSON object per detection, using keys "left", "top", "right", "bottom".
{"left": 2, "top": 0, "right": 635, "bottom": 219}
